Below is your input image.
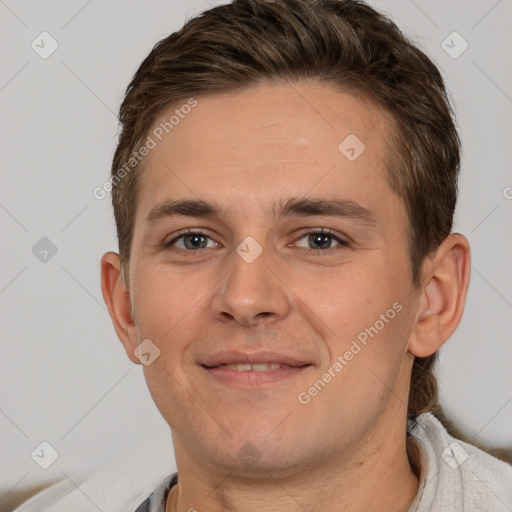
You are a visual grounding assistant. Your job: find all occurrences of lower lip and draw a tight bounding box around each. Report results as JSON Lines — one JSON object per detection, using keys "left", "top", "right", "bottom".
{"left": 202, "top": 365, "right": 312, "bottom": 387}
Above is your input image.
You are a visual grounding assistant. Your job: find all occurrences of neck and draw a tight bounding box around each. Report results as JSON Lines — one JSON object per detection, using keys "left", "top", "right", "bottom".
{"left": 167, "top": 424, "right": 419, "bottom": 512}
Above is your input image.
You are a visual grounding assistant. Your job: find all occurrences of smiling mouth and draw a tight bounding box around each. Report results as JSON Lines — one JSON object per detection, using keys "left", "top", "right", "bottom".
{"left": 201, "top": 362, "right": 313, "bottom": 387}
{"left": 207, "top": 363, "right": 304, "bottom": 371}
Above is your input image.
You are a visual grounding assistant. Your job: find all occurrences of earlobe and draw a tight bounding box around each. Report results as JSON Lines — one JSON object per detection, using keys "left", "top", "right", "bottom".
{"left": 100, "top": 252, "right": 141, "bottom": 365}
{"left": 409, "top": 233, "right": 471, "bottom": 358}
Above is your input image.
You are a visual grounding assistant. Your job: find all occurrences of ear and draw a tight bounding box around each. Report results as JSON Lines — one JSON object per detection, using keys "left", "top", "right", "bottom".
{"left": 100, "top": 252, "right": 141, "bottom": 365}
{"left": 408, "top": 233, "right": 471, "bottom": 358}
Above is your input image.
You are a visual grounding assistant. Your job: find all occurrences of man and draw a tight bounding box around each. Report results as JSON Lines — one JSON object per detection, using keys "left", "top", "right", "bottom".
{"left": 103, "top": 0, "right": 512, "bottom": 510}
{"left": 15, "top": 0, "right": 512, "bottom": 511}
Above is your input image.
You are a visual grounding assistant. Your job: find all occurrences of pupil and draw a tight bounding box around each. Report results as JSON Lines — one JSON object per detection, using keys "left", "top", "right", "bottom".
{"left": 186, "top": 235, "right": 206, "bottom": 249}
{"left": 310, "top": 233, "right": 331, "bottom": 249}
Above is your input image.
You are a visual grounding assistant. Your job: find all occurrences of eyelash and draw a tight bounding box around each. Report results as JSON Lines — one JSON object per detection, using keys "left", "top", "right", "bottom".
{"left": 163, "top": 228, "right": 350, "bottom": 253}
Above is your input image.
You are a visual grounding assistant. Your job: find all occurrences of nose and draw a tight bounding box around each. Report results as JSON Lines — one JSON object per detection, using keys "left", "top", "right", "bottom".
{"left": 211, "top": 241, "right": 291, "bottom": 327}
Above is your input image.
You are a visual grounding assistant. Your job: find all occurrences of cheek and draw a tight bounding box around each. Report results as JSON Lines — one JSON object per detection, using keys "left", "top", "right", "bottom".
{"left": 132, "top": 267, "right": 208, "bottom": 415}
{"left": 303, "top": 264, "right": 392, "bottom": 332}
{"left": 313, "top": 262, "right": 411, "bottom": 373}
{"left": 131, "top": 265, "right": 213, "bottom": 355}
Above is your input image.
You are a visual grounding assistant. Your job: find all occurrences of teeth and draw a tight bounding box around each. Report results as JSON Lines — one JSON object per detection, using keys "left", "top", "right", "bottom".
{"left": 225, "top": 363, "right": 252, "bottom": 371}
{"left": 223, "top": 363, "right": 283, "bottom": 371}
{"left": 253, "top": 363, "right": 282, "bottom": 371}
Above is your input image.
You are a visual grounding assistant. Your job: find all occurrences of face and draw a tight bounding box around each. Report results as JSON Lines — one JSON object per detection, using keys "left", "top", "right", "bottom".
{"left": 122, "top": 81, "right": 421, "bottom": 475}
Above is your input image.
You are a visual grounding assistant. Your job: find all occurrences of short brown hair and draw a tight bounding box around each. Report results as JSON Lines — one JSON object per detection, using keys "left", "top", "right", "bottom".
{"left": 110, "top": 0, "right": 461, "bottom": 423}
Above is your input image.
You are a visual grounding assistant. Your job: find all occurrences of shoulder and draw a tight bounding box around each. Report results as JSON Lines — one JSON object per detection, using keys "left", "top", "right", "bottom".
{"left": 409, "top": 412, "right": 512, "bottom": 511}
{"left": 12, "top": 450, "right": 175, "bottom": 512}
{"left": 133, "top": 473, "right": 178, "bottom": 512}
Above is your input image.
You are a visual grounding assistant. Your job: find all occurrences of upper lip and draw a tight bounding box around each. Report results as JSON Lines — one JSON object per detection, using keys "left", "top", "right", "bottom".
{"left": 200, "top": 350, "right": 312, "bottom": 368}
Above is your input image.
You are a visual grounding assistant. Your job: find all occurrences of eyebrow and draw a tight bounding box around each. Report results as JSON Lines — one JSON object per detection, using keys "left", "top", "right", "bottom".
{"left": 144, "top": 197, "right": 377, "bottom": 226}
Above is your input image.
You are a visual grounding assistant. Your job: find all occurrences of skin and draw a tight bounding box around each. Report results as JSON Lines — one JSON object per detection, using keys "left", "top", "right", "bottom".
{"left": 101, "top": 81, "right": 471, "bottom": 512}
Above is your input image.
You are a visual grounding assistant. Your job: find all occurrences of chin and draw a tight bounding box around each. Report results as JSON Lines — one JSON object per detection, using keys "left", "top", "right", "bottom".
{"left": 202, "top": 429, "right": 307, "bottom": 473}
{"left": 206, "top": 447, "right": 304, "bottom": 476}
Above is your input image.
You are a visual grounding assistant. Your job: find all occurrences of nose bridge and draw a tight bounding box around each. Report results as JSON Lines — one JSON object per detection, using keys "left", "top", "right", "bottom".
{"left": 212, "top": 236, "right": 289, "bottom": 325}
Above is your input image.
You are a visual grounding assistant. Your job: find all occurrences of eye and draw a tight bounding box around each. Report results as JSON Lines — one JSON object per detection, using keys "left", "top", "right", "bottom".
{"left": 164, "top": 229, "right": 219, "bottom": 250}
{"left": 294, "top": 229, "right": 349, "bottom": 250}
{"left": 163, "top": 228, "right": 349, "bottom": 253}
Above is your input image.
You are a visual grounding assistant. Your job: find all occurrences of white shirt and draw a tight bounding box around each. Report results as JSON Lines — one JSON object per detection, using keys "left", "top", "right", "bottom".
{"left": 407, "top": 413, "right": 512, "bottom": 511}
{"left": 13, "top": 413, "right": 512, "bottom": 511}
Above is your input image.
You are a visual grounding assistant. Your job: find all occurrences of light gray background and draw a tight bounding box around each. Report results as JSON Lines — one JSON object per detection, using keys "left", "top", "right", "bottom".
{"left": 1, "top": 0, "right": 511, "bottom": 510}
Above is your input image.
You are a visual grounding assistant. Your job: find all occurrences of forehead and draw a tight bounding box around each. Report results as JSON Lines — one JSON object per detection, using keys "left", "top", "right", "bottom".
{"left": 135, "top": 81, "right": 400, "bottom": 224}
